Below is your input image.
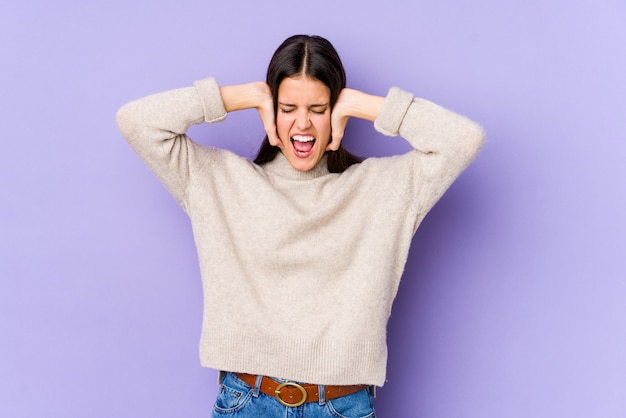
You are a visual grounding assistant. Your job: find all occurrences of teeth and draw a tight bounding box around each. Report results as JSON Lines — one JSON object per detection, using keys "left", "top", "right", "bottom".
{"left": 292, "top": 135, "right": 315, "bottom": 142}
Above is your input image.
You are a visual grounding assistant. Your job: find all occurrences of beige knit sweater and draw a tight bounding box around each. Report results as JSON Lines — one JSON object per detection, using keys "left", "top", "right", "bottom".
{"left": 116, "top": 77, "right": 484, "bottom": 387}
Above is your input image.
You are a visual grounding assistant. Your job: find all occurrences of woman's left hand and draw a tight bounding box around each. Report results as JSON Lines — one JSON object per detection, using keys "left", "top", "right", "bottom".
{"left": 328, "top": 88, "right": 385, "bottom": 151}
{"left": 327, "top": 89, "right": 353, "bottom": 151}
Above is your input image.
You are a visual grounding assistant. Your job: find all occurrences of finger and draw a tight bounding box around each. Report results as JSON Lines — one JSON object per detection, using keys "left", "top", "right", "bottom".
{"left": 269, "top": 130, "right": 283, "bottom": 148}
{"left": 328, "top": 114, "right": 347, "bottom": 151}
{"left": 258, "top": 104, "right": 280, "bottom": 147}
{"left": 264, "top": 122, "right": 279, "bottom": 146}
{"left": 327, "top": 131, "right": 343, "bottom": 151}
{"left": 264, "top": 120, "right": 282, "bottom": 148}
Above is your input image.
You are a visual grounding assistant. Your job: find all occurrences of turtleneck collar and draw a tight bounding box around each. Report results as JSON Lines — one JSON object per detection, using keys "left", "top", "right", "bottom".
{"left": 262, "top": 151, "right": 331, "bottom": 180}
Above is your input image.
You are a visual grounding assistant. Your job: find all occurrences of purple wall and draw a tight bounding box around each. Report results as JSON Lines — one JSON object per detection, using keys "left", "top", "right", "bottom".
{"left": 2, "top": 1, "right": 625, "bottom": 417}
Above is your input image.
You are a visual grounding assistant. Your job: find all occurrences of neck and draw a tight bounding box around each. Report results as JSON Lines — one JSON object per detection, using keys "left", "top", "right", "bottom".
{"left": 262, "top": 152, "right": 330, "bottom": 180}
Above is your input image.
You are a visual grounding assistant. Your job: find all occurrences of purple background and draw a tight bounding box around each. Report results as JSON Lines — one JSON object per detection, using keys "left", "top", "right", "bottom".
{"left": 1, "top": 1, "right": 625, "bottom": 417}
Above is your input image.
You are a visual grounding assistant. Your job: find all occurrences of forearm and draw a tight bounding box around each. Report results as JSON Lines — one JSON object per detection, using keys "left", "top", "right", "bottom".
{"left": 374, "top": 86, "right": 485, "bottom": 209}
{"left": 375, "top": 87, "right": 484, "bottom": 158}
{"left": 220, "top": 82, "right": 271, "bottom": 113}
{"left": 117, "top": 78, "right": 227, "bottom": 143}
{"left": 329, "top": 88, "right": 385, "bottom": 148}
{"left": 338, "top": 88, "right": 384, "bottom": 122}
{"left": 220, "top": 81, "right": 279, "bottom": 146}
{"left": 117, "top": 87, "right": 203, "bottom": 143}
{"left": 116, "top": 78, "right": 228, "bottom": 209}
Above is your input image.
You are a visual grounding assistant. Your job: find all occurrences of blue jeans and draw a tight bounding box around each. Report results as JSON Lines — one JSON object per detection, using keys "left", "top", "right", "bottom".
{"left": 211, "top": 372, "right": 376, "bottom": 418}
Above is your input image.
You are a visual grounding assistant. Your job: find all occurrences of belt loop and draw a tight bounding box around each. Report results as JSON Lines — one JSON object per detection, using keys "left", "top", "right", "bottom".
{"left": 252, "top": 375, "right": 263, "bottom": 397}
{"left": 317, "top": 384, "right": 326, "bottom": 405}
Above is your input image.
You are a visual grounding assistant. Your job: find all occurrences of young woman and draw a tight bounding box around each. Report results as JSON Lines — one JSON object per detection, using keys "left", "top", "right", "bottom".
{"left": 117, "top": 34, "right": 484, "bottom": 418}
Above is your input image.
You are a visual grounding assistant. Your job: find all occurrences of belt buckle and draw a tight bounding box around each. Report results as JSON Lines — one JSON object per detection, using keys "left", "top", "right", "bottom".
{"left": 275, "top": 381, "right": 307, "bottom": 407}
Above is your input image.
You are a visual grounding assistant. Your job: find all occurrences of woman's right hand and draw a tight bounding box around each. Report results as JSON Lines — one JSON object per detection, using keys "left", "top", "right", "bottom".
{"left": 220, "top": 82, "right": 281, "bottom": 147}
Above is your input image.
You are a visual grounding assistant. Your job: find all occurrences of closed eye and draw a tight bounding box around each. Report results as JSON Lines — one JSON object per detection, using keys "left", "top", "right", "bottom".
{"left": 278, "top": 102, "right": 328, "bottom": 115}
{"left": 279, "top": 108, "right": 326, "bottom": 115}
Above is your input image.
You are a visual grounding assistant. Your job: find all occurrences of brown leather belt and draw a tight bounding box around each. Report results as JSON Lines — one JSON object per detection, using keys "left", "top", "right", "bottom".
{"left": 235, "top": 373, "right": 369, "bottom": 407}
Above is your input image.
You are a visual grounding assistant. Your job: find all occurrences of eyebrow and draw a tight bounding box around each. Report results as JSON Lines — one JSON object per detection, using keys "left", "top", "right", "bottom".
{"left": 278, "top": 102, "right": 329, "bottom": 108}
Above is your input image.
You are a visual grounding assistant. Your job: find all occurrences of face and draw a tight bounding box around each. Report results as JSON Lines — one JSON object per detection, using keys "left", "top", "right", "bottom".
{"left": 276, "top": 75, "right": 332, "bottom": 172}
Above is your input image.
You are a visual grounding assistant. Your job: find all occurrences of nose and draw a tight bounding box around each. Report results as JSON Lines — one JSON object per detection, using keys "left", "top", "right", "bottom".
{"left": 295, "top": 110, "right": 311, "bottom": 130}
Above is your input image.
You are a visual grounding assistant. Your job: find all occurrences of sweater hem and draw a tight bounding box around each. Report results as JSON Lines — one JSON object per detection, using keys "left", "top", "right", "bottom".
{"left": 198, "top": 329, "right": 388, "bottom": 387}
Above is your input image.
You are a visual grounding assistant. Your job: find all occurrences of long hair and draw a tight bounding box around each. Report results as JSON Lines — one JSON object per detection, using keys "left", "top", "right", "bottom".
{"left": 253, "top": 35, "right": 362, "bottom": 173}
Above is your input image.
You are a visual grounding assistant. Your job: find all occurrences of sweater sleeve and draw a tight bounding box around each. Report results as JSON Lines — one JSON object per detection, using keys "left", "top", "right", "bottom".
{"left": 116, "top": 77, "right": 227, "bottom": 211}
{"left": 374, "top": 87, "right": 485, "bottom": 216}
{"left": 374, "top": 87, "right": 485, "bottom": 229}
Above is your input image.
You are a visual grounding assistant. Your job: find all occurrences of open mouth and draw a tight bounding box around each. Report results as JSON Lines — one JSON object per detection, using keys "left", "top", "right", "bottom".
{"left": 291, "top": 135, "right": 316, "bottom": 157}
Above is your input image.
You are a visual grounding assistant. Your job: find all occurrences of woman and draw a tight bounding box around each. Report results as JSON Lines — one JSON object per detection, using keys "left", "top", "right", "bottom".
{"left": 117, "top": 34, "right": 484, "bottom": 417}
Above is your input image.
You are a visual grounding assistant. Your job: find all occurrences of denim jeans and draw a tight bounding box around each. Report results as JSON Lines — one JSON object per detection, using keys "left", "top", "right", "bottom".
{"left": 211, "top": 372, "right": 376, "bottom": 418}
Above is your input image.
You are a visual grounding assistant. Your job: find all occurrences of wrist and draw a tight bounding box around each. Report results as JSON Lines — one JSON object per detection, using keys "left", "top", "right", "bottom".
{"left": 220, "top": 82, "right": 270, "bottom": 113}
{"left": 340, "top": 89, "right": 384, "bottom": 122}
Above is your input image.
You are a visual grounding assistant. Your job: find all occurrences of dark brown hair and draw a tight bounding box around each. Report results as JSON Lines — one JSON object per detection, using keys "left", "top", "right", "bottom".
{"left": 253, "top": 35, "right": 362, "bottom": 173}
